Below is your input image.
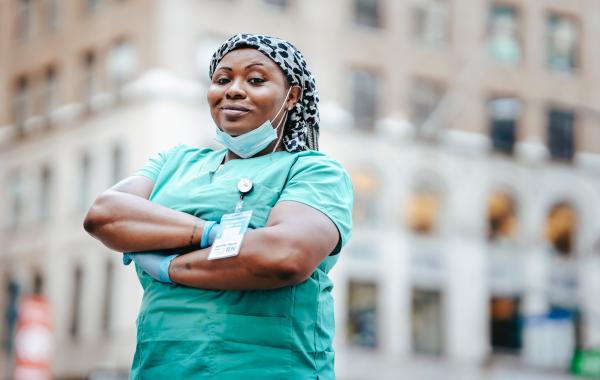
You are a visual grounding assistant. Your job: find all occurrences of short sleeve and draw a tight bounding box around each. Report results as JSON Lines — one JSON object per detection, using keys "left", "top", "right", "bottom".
{"left": 134, "top": 145, "right": 181, "bottom": 183}
{"left": 278, "top": 154, "right": 354, "bottom": 255}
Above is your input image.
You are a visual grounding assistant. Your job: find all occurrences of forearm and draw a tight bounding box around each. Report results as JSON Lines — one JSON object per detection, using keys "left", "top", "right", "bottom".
{"left": 169, "top": 228, "right": 306, "bottom": 290}
{"left": 84, "top": 190, "right": 206, "bottom": 252}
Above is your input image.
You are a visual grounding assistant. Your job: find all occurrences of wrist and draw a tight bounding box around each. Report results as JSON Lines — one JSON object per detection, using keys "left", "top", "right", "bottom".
{"left": 188, "top": 220, "right": 203, "bottom": 247}
{"left": 159, "top": 254, "right": 178, "bottom": 283}
{"left": 207, "top": 223, "right": 224, "bottom": 246}
{"left": 200, "top": 221, "right": 217, "bottom": 248}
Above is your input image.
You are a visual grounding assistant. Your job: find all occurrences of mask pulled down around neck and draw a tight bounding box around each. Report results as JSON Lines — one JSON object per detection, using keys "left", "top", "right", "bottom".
{"left": 214, "top": 119, "right": 279, "bottom": 159}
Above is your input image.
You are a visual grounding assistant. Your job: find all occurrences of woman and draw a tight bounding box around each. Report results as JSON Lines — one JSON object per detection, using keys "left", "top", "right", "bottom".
{"left": 84, "top": 34, "right": 353, "bottom": 379}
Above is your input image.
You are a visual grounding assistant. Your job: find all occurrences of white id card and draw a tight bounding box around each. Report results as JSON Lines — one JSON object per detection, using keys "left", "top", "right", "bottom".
{"left": 208, "top": 211, "right": 253, "bottom": 260}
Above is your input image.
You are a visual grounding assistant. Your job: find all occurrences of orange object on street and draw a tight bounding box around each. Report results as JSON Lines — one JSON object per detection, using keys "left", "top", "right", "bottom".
{"left": 12, "top": 295, "right": 53, "bottom": 380}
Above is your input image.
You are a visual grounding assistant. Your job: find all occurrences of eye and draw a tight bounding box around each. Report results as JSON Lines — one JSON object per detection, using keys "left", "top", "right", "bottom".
{"left": 214, "top": 77, "right": 230, "bottom": 85}
{"left": 248, "top": 77, "right": 266, "bottom": 85}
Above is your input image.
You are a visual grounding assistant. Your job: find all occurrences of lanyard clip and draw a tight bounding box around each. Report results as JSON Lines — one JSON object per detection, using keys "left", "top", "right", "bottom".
{"left": 235, "top": 178, "right": 253, "bottom": 213}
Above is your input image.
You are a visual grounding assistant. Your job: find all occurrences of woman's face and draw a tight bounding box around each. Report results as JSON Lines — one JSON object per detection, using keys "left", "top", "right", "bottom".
{"left": 208, "top": 48, "right": 298, "bottom": 137}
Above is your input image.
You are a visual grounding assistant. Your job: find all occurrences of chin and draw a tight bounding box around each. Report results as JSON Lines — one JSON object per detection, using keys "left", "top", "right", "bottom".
{"left": 218, "top": 122, "right": 254, "bottom": 137}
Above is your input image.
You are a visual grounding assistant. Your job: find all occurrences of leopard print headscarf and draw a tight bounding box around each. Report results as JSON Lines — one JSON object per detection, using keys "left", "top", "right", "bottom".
{"left": 209, "top": 34, "right": 319, "bottom": 152}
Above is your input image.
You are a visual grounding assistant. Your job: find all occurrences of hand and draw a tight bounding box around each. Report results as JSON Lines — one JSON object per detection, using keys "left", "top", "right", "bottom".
{"left": 123, "top": 252, "right": 178, "bottom": 284}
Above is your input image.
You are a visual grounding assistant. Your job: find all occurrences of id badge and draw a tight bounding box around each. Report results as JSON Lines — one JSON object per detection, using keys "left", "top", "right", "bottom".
{"left": 208, "top": 211, "right": 253, "bottom": 260}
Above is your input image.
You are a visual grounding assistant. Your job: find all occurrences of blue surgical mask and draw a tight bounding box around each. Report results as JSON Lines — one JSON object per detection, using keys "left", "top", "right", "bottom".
{"left": 214, "top": 88, "right": 292, "bottom": 159}
{"left": 215, "top": 120, "right": 278, "bottom": 159}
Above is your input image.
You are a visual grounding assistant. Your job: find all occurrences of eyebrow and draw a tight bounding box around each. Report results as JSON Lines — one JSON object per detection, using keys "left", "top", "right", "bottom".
{"left": 215, "top": 62, "right": 266, "bottom": 72}
{"left": 245, "top": 62, "right": 265, "bottom": 69}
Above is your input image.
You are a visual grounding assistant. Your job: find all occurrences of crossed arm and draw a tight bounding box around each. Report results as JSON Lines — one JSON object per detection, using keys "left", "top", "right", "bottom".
{"left": 83, "top": 175, "right": 339, "bottom": 290}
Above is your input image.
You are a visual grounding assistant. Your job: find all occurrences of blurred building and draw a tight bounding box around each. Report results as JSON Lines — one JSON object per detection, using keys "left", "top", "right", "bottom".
{"left": 1, "top": 0, "right": 599, "bottom": 379}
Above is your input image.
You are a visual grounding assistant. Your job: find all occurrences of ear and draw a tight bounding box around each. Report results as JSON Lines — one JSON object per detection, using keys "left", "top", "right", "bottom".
{"left": 286, "top": 85, "right": 302, "bottom": 111}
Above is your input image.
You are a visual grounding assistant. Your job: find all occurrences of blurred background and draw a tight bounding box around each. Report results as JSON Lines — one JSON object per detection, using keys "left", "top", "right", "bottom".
{"left": 1, "top": 0, "right": 600, "bottom": 379}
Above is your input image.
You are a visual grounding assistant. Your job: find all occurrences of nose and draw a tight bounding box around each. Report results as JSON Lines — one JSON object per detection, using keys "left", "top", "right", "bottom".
{"left": 225, "top": 77, "right": 246, "bottom": 99}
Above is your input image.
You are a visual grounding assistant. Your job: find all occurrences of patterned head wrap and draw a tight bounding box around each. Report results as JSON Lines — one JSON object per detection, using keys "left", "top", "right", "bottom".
{"left": 209, "top": 34, "right": 320, "bottom": 152}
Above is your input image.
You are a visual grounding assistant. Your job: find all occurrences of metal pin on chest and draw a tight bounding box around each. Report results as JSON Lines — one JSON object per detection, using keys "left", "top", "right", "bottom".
{"left": 235, "top": 178, "right": 253, "bottom": 212}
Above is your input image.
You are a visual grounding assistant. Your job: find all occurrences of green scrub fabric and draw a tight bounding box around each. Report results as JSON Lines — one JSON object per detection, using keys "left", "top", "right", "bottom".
{"left": 129, "top": 145, "right": 353, "bottom": 380}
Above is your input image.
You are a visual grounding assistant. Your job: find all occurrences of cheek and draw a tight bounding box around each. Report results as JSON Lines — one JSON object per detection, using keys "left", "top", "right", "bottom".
{"left": 251, "top": 90, "right": 280, "bottom": 112}
{"left": 206, "top": 89, "right": 221, "bottom": 122}
{"left": 206, "top": 87, "right": 220, "bottom": 107}
{"left": 206, "top": 89, "right": 212, "bottom": 102}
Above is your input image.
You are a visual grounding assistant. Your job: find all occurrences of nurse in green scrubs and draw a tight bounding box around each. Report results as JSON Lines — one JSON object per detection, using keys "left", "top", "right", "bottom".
{"left": 84, "top": 34, "right": 353, "bottom": 379}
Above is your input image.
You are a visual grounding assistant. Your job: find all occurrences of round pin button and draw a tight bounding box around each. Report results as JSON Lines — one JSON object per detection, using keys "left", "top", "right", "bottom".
{"left": 237, "top": 178, "right": 253, "bottom": 194}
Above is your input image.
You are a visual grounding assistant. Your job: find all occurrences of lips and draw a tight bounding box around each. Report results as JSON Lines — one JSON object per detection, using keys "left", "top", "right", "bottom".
{"left": 220, "top": 105, "right": 250, "bottom": 119}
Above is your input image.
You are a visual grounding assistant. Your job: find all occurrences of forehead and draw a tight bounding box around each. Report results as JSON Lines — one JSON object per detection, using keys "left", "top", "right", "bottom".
{"left": 216, "top": 48, "right": 281, "bottom": 72}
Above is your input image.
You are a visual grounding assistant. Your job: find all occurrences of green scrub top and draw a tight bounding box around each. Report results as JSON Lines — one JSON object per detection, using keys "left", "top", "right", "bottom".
{"left": 129, "top": 145, "right": 353, "bottom": 380}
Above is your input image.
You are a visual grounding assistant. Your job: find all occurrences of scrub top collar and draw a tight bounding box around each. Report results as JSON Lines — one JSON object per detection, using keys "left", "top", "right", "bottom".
{"left": 206, "top": 149, "right": 228, "bottom": 175}
{"left": 206, "top": 148, "right": 292, "bottom": 175}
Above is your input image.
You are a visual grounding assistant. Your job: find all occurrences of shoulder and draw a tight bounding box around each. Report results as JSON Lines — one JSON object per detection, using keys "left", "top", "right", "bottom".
{"left": 288, "top": 150, "right": 350, "bottom": 179}
{"left": 169, "top": 144, "right": 216, "bottom": 157}
{"left": 282, "top": 149, "right": 353, "bottom": 201}
{"left": 160, "top": 144, "right": 221, "bottom": 164}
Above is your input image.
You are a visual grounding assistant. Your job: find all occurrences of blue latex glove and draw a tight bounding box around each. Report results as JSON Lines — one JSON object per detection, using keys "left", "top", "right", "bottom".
{"left": 201, "top": 222, "right": 224, "bottom": 248}
{"left": 123, "top": 252, "right": 178, "bottom": 284}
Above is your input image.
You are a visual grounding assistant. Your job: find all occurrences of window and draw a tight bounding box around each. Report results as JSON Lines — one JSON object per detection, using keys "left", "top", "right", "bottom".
{"left": 82, "top": 51, "right": 99, "bottom": 104}
{"left": 40, "top": 165, "right": 52, "bottom": 223}
{"left": 488, "top": 5, "right": 521, "bottom": 65}
{"left": 412, "top": 289, "right": 443, "bottom": 356}
{"left": 350, "top": 168, "right": 379, "bottom": 224}
{"left": 13, "top": 76, "right": 29, "bottom": 127}
{"left": 79, "top": 153, "right": 92, "bottom": 211}
{"left": 111, "top": 143, "right": 124, "bottom": 184}
{"left": 0, "top": 278, "right": 4, "bottom": 351}
{"left": 195, "top": 35, "right": 226, "bottom": 82}
{"left": 547, "top": 14, "right": 579, "bottom": 72}
{"left": 487, "top": 192, "right": 517, "bottom": 242}
{"left": 490, "top": 296, "right": 522, "bottom": 353}
{"left": 409, "top": 78, "right": 444, "bottom": 138}
{"left": 17, "top": 0, "right": 33, "bottom": 41}
{"left": 106, "top": 39, "right": 137, "bottom": 89}
{"left": 488, "top": 98, "right": 522, "bottom": 154}
{"left": 347, "top": 280, "right": 378, "bottom": 348}
{"left": 85, "top": 0, "right": 101, "bottom": 12}
{"left": 547, "top": 108, "right": 575, "bottom": 161}
{"left": 0, "top": 276, "right": 4, "bottom": 350}
{"left": 545, "top": 202, "right": 577, "bottom": 257}
{"left": 8, "top": 170, "right": 23, "bottom": 230}
{"left": 3, "top": 279, "right": 20, "bottom": 353}
{"left": 44, "top": 0, "right": 59, "bottom": 32}
{"left": 0, "top": 275, "right": 7, "bottom": 350}
{"left": 354, "top": 0, "right": 381, "bottom": 28}
{"left": 411, "top": 0, "right": 449, "bottom": 48}
{"left": 101, "top": 260, "right": 114, "bottom": 334}
{"left": 70, "top": 265, "right": 83, "bottom": 338}
{"left": 350, "top": 69, "right": 378, "bottom": 131}
{"left": 263, "top": 0, "right": 288, "bottom": 8}
{"left": 33, "top": 271, "right": 44, "bottom": 295}
{"left": 405, "top": 184, "right": 441, "bottom": 235}
{"left": 41, "top": 66, "right": 59, "bottom": 117}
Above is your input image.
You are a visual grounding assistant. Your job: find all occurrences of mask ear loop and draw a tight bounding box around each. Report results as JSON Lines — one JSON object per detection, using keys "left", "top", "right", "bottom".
{"left": 271, "top": 86, "right": 293, "bottom": 126}
{"left": 271, "top": 111, "right": 289, "bottom": 153}
{"left": 270, "top": 85, "right": 300, "bottom": 153}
